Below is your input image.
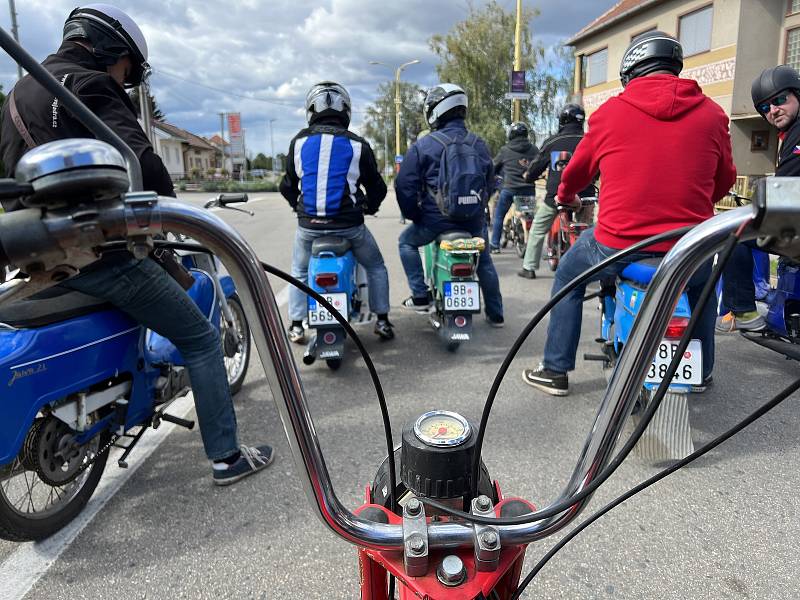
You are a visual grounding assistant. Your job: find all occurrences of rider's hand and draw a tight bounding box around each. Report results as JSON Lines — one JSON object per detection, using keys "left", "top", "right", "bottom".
{"left": 557, "top": 194, "right": 581, "bottom": 210}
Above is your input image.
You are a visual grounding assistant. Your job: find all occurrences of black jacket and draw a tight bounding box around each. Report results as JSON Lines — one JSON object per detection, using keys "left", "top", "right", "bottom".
{"left": 0, "top": 42, "right": 173, "bottom": 212}
{"left": 524, "top": 122, "right": 595, "bottom": 207}
{"left": 493, "top": 137, "right": 538, "bottom": 194}
{"left": 777, "top": 118, "right": 800, "bottom": 177}
{"left": 280, "top": 119, "right": 386, "bottom": 230}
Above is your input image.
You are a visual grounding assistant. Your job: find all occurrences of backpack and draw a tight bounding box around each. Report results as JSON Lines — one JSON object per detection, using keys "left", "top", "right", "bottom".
{"left": 428, "top": 131, "right": 487, "bottom": 220}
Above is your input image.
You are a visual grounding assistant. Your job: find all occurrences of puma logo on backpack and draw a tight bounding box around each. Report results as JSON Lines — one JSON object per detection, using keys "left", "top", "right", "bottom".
{"left": 429, "top": 131, "right": 487, "bottom": 220}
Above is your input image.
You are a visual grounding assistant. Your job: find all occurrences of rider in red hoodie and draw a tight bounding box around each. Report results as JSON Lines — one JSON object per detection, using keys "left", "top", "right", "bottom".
{"left": 523, "top": 31, "right": 736, "bottom": 396}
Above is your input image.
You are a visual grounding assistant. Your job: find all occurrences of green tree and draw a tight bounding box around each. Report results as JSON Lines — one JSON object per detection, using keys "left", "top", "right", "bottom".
{"left": 429, "top": 1, "right": 573, "bottom": 152}
{"left": 252, "top": 152, "right": 269, "bottom": 170}
{"left": 128, "top": 87, "right": 165, "bottom": 122}
{"left": 362, "top": 81, "right": 426, "bottom": 173}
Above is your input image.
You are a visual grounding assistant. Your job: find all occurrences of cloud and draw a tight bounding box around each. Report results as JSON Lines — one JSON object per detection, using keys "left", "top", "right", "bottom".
{"left": 0, "top": 0, "right": 616, "bottom": 154}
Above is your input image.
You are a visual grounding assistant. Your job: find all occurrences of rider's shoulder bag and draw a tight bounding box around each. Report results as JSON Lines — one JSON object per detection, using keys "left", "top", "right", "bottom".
{"left": 428, "top": 132, "right": 487, "bottom": 221}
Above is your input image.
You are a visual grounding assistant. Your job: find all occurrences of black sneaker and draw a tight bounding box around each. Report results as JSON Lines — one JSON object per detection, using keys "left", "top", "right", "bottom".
{"left": 374, "top": 318, "right": 395, "bottom": 340}
{"left": 522, "top": 365, "right": 569, "bottom": 396}
{"left": 213, "top": 445, "right": 274, "bottom": 486}
{"left": 288, "top": 324, "right": 305, "bottom": 344}
{"left": 691, "top": 375, "right": 713, "bottom": 394}
{"left": 485, "top": 314, "right": 504, "bottom": 328}
{"left": 517, "top": 268, "right": 536, "bottom": 279}
{"left": 401, "top": 296, "right": 433, "bottom": 313}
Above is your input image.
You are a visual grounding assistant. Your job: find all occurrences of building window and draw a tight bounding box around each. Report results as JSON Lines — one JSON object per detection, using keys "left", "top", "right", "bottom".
{"left": 787, "top": 28, "right": 800, "bottom": 71}
{"left": 583, "top": 48, "right": 608, "bottom": 87}
{"left": 679, "top": 5, "right": 713, "bottom": 57}
{"left": 790, "top": 0, "right": 800, "bottom": 16}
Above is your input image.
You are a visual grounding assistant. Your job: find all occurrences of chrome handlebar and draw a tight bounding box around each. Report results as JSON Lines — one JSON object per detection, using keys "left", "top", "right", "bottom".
{"left": 0, "top": 183, "right": 797, "bottom": 552}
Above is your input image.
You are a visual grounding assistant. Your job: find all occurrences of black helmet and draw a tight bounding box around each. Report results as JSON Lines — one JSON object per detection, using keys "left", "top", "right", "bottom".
{"left": 559, "top": 104, "right": 585, "bottom": 127}
{"left": 619, "top": 30, "right": 683, "bottom": 87}
{"left": 305, "top": 81, "right": 351, "bottom": 127}
{"left": 507, "top": 121, "right": 529, "bottom": 141}
{"left": 64, "top": 4, "right": 149, "bottom": 87}
{"left": 424, "top": 84, "right": 467, "bottom": 130}
{"left": 751, "top": 65, "right": 800, "bottom": 114}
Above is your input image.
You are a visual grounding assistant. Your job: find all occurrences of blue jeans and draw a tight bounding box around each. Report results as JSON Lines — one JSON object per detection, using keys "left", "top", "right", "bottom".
{"left": 62, "top": 257, "right": 239, "bottom": 461}
{"left": 543, "top": 227, "right": 715, "bottom": 379}
{"left": 398, "top": 223, "right": 503, "bottom": 320}
{"left": 289, "top": 225, "right": 390, "bottom": 321}
{"left": 490, "top": 188, "right": 515, "bottom": 249}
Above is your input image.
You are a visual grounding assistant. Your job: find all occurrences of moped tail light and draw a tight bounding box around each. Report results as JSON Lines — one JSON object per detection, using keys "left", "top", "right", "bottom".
{"left": 315, "top": 273, "right": 338, "bottom": 288}
{"left": 450, "top": 263, "right": 473, "bottom": 277}
{"left": 665, "top": 316, "right": 690, "bottom": 339}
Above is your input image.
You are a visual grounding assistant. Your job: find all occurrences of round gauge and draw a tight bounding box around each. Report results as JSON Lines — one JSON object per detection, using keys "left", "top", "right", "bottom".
{"left": 413, "top": 411, "right": 471, "bottom": 447}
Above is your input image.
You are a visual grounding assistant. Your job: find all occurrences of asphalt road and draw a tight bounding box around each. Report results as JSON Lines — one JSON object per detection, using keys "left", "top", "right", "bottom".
{"left": 2, "top": 191, "right": 799, "bottom": 599}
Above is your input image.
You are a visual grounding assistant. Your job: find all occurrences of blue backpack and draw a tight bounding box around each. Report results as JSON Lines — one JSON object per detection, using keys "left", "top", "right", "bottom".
{"left": 428, "top": 131, "right": 487, "bottom": 221}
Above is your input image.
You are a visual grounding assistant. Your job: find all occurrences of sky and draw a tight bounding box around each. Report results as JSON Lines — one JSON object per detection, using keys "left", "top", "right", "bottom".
{"left": 0, "top": 1, "right": 618, "bottom": 157}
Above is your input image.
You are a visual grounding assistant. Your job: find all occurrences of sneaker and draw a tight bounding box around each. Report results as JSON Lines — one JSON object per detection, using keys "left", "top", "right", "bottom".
{"left": 374, "top": 318, "right": 395, "bottom": 340}
{"left": 288, "top": 324, "right": 305, "bottom": 344}
{"left": 521, "top": 364, "right": 569, "bottom": 396}
{"left": 691, "top": 375, "right": 713, "bottom": 394}
{"left": 517, "top": 268, "right": 536, "bottom": 279}
{"left": 213, "top": 445, "right": 274, "bottom": 486}
{"left": 490, "top": 246, "right": 501, "bottom": 254}
{"left": 401, "top": 295, "right": 433, "bottom": 313}
{"left": 715, "top": 311, "right": 767, "bottom": 333}
{"left": 485, "top": 314, "right": 504, "bottom": 328}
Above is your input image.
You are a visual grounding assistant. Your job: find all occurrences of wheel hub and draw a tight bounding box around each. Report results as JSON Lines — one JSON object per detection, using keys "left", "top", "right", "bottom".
{"left": 23, "top": 417, "right": 88, "bottom": 486}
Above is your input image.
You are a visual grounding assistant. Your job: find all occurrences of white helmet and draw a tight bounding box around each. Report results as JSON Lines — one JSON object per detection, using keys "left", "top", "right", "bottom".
{"left": 64, "top": 4, "right": 149, "bottom": 87}
{"left": 423, "top": 83, "right": 468, "bottom": 130}
{"left": 305, "top": 81, "right": 352, "bottom": 127}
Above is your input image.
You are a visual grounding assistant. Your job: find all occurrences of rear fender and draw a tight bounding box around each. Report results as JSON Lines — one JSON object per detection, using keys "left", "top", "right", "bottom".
{"left": 307, "top": 251, "right": 356, "bottom": 316}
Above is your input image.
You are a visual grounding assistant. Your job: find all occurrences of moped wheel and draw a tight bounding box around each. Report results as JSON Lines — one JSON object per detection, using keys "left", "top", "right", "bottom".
{"left": 326, "top": 358, "right": 343, "bottom": 371}
{"left": 514, "top": 221, "right": 526, "bottom": 258}
{"left": 446, "top": 341, "right": 461, "bottom": 352}
{"left": 221, "top": 294, "right": 251, "bottom": 396}
{"left": 0, "top": 422, "right": 110, "bottom": 542}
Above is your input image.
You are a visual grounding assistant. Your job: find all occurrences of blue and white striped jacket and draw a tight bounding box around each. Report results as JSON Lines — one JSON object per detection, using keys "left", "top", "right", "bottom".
{"left": 280, "top": 121, "right": 386, "bottom": 229}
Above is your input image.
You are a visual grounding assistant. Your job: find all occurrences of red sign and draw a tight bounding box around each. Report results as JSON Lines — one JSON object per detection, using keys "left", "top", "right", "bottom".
{"left": 227, "top": 113, "right": 241, "bottom": 136}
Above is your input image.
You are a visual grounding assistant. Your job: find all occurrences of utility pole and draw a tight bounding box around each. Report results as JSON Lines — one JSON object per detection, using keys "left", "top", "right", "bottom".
{"left": 8, "top": 0, "right": 22, "bottom": 80}
{"left": 512, "top": 0, "right": 523, "bottom": 122}
{"left": 218, "top": 112, "right": 226, "bottom": 173}
{"left": 268, "top": 118, "right": 276, "bottom": 173}
{"left": 370, "top": 59, "right": 419, "bottom": 173}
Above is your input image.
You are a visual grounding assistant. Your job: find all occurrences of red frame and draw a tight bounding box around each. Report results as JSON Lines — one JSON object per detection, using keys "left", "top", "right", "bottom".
{"left": 355, "top": 485, "right": 536, "bottom": 599}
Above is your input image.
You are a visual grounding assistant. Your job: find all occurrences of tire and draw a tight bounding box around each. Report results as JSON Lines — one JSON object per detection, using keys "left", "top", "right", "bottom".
{"left": 222, "top": 294, "right": 251, "bottom": 396}
{"left": 446, "top": 341, "right": 461, "bottom": 352}
{"left": 326, "top": 358, "right": 342, "bottom": 371}
{"left": 0, "top": 430, "right": 110, "bottom": 541}
{"left": 514, "top": 221, "right": 526, "bottom": 258}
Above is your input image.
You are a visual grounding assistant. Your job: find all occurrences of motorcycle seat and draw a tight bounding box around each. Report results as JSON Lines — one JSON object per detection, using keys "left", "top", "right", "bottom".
{"left": 620, "top": 258, "right": 663, "bottom": 286}
{"left": 311, "top": 236, "right": 352, "bottom": 256}
{"left": 0, "top": 286, "right": 111, "bottom": 328}
{"left": 436, "top": 231, "right": 472, "bottom": 243}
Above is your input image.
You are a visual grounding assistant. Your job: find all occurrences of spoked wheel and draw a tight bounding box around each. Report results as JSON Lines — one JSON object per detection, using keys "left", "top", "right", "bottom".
{"left": 0, "top": 417, "right": 110, "bottom": 541}
{"left": 547, "top": 234, "right": 561, "bottom": 271}
{"left": 514, "top": 220, "right": 526, "bottom": 258}
{"left": 500, "top": 226, "right": 510, "bottom": 248}
{"left": 221, "top": 294, "right": 251, "bottom": 395}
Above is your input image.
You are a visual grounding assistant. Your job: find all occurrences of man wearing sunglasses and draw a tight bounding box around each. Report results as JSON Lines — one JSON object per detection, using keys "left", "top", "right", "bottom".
{"left": 717, "top": 65, "right": 800, "bottom": 333}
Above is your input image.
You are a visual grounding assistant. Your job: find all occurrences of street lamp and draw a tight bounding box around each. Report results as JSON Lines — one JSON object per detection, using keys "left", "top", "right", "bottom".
{"left": 268, "top": 118, "right": 276, "bottom": 174}
{"left": 369, "top": 58, "right": 420, "bottom": 171}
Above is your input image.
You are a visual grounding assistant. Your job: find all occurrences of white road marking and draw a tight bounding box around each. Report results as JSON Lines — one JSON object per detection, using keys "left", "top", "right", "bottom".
{"left": 1, "top": 289, "right": 289, "bottom": 600}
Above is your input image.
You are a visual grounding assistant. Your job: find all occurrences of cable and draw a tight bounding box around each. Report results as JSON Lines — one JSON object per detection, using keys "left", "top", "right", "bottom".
{"left": 511, "top": 374, "right": 800, "bottom": 599}
{"left": 421, "top": 224, "right": 740, "bottom": 525}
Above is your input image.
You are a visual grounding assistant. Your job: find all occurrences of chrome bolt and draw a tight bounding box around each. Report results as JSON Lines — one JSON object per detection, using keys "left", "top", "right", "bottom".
{"left": 475, "top": 495, "right": 491, "bottom": 512}
{"left": 481, "top": 531, "right": 498, "bottom": 548}
{"left": 437, "top": 555, "right": 466, "bottom": 587}
{"left": 406, "top": 497, "right": 422, "bottom": 516}
{"left": 408, "top": 535, "right": 425, "bottom": 555}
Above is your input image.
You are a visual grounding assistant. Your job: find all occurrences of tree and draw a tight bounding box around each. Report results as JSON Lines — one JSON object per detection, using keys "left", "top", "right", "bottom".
{"left": 429, "top": 1, "right": 574, "bottom": 152}
{"left": 252, "top": 152, "right": 270, "bottom": 170}
{"left": 362, "top": 81, "right": 426, "bottom": 173}
{"left": 128, "top": 87, "right": 165, "bottom": 122}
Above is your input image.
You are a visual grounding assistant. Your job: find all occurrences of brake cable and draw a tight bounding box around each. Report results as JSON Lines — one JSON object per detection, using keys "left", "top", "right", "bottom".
{"left": 422, "top": 223, "right": 743, "bottom": 525}
{"left": 511, "top": 374, "right": 800, "bottom": 599}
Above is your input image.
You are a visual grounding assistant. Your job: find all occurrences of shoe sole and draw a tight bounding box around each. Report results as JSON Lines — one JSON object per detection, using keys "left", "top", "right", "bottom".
{"left": 401, "top": 304, "right": 433, "bottom": 314}
{"left": 521, "top": 371, "right": 569, "bottom": 396}
{"left": 213, "top": 452, "right": 275, "bottom": 486}
{"left": 485, "top": 321, "right": 504, "bottom": 328}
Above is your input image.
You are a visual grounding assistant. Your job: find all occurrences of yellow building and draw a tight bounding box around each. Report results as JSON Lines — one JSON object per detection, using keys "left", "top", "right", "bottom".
{"left": 568, "top": 0, "right": 800, "bottom": 178}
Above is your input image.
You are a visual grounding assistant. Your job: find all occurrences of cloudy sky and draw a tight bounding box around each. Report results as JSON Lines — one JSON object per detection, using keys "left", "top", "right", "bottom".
{"left": 1, "top": 1, "right": 617, "bottom": 157}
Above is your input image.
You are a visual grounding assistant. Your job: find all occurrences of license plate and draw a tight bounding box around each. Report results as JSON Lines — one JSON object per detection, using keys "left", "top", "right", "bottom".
{"left": 308, "top": 292, "right": 348, "bottom": 326}
{"left": 645, "top": 339, "right": 702, "bottom": 385}
{"left": 443, "top": 281, "right": 480, "bottom": 312}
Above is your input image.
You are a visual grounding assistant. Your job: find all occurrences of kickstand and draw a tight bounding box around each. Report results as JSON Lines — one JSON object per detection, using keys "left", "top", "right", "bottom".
{"left": 114, "top": 427, "right": 148, "bottom": 468}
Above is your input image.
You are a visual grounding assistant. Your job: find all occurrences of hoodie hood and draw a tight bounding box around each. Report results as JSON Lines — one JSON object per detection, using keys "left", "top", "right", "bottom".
{"left": 617, "top": 74, "right": 705, "bottom": 121}
{"left": 507, "top": 136, "right": 534, "bottom": 153}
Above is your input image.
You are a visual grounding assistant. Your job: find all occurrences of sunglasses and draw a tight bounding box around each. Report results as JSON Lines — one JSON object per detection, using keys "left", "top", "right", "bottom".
{"left": 757, "top": 94, "right": 790, "bottom": 115}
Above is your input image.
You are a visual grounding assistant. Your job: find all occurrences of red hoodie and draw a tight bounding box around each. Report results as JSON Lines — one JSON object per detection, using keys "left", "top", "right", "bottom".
{"left": 558, "top": 74, "right": 736, "bottom": 251}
